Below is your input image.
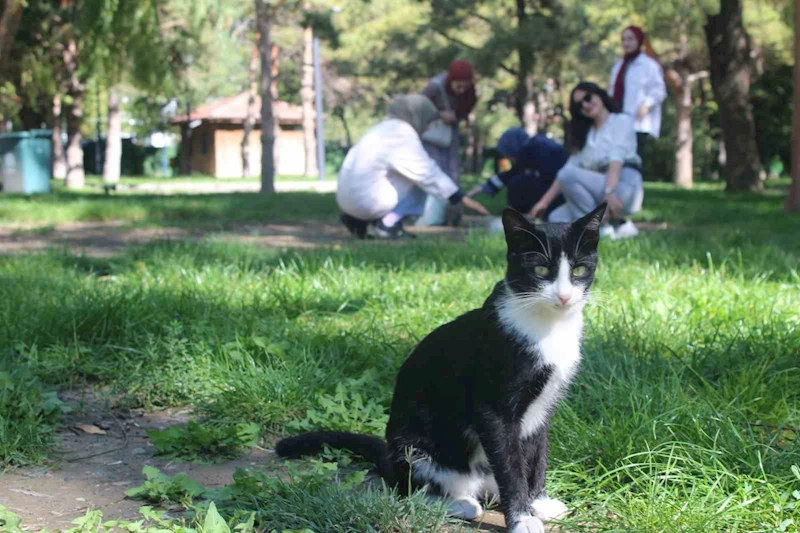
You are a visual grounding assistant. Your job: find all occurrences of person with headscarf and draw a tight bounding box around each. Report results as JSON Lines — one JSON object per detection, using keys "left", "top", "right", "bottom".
{"left": 609, "top": 25, "right": 667, "bottom": 174}
{"left": 336, "top": 95, "right": 489, "bottom": 240}
{"left": 467, "top": 126, "right": 568, "bottom": 217}
{"left": 415, "top": 59, "right": 479, "bottom": 227}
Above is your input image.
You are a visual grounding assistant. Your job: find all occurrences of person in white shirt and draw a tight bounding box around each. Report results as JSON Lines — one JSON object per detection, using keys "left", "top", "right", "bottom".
{"left": 529, "top": 82, "right": 644, "bottom": 239}
{"left": 609, "top": 25, "right": 667, "bottom": 175}
{"left": 337, "top": 95, "right": 489, "bottom": 239}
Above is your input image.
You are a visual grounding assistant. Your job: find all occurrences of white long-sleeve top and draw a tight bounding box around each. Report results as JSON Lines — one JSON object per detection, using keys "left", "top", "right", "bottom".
{"left": 336, "top": 118, "right": 459, "bottom": 221}
{"left": 565, "top": 113, "right": 642, "bottom": 172}
{"left": 609, "top": 54, "right": 667, "bottom": 138}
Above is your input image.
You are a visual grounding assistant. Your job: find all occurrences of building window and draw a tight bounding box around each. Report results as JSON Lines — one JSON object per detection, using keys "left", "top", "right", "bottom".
{"left": 201, "top": 132, "right": 208, "bottom": 155}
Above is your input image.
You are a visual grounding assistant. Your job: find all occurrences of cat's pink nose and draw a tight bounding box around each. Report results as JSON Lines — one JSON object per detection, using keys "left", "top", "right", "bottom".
{"left": 558, "top": 294, "right": 570, "bottom": 305}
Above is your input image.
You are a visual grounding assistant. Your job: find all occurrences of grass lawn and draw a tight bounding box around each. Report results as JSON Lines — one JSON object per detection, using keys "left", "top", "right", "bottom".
{"left": 0, "top": 180, "right": 798, "bottom": 531}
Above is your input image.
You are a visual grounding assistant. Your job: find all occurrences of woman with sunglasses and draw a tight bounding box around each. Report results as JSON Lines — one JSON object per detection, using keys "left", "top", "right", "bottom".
{"left": 529, "top": 82, "right": 643, "bottom": 239}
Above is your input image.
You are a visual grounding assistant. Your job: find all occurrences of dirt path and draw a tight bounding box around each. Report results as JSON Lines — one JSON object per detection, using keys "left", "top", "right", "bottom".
{"left": 0, "top": 217, "right": 668, "bottom": 258}
{"left": 0, "top": 391, "right": 513, "bottom": 532}
{"left": 0, "top": 218, "right": 496, "bottom": 257}
{"left": 0, "top": 392, "right": 274, "bottom": 531}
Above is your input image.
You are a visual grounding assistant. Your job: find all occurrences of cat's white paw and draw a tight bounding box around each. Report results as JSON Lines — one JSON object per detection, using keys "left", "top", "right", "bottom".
{"left": 509, "top": 515, "right": 545, "bottom": 533}
{"left": 532, "top": 497, "right": 569, "bottom": 521}
{"left": 447, "top": 496, "right": 482, "bottom": 520}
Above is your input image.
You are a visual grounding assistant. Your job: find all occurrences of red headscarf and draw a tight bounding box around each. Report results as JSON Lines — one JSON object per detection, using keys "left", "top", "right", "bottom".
{"left": 445, "top": 60, "right": 477, "bottom": 118}
{"left": 612, "top": 25, "right": 645, "bottom": 108}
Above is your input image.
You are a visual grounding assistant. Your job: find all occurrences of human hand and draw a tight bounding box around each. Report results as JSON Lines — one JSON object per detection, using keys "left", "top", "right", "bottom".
{"left": 605, "top": 193, "right": 623, "bottom": 218}
{"left": 466, "top": 185, "right": 484, "bottom": 198}
{"left": 440, "top": 110, "right": 457, "bottom": 125}
{"left": 461, "top": 196, "right": 490, "bottom": 216}
{"left": 529, "top": 200, "right": 549, "bottom": 220}
{"left": 636, "top": 103, "right": 649, "bottom": 120}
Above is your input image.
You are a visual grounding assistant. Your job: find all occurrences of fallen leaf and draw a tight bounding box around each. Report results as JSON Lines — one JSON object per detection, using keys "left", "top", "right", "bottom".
{"left": 74, "top": 424, "right": 106, "bottom": 435}
{"left": 9, "top": 488, "right": 52, "bottom": 498}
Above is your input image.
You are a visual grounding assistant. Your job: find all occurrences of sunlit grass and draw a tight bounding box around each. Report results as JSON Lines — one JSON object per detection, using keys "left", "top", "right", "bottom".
{"left": 1, "top": 181, "right": 798, "bottom": 531}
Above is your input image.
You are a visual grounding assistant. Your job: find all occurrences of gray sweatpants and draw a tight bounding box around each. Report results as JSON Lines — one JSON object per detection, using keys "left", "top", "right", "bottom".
{"left": 548, "top": 165, "right": 644, "bottom": 223}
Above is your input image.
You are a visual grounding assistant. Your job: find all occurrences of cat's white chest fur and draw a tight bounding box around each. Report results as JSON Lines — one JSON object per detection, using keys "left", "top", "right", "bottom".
{"left": 497, "top": 296, "right": 583, "bottom": 439}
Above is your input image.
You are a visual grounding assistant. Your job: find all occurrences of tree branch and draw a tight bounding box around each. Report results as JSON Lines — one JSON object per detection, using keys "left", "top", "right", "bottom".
{"left": 687, "top": 70, "right": 709, "bottom": 83}
{"left": 433, "top": 29, "right": 518, "bottom": 76}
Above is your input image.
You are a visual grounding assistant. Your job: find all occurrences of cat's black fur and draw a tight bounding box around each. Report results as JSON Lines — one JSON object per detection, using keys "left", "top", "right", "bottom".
{"left": 276, "top": 204, "right": 606, "bottom": 532}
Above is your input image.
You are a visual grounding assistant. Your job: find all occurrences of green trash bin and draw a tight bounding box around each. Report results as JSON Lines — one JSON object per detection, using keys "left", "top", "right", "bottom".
{"left": 0, "top": 130, "right": 53, "bottom": 194}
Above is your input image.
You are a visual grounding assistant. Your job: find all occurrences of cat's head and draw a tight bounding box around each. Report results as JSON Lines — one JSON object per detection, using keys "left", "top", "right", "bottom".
{"left": 501, "top": 204, "right": 606, "bottom": 314}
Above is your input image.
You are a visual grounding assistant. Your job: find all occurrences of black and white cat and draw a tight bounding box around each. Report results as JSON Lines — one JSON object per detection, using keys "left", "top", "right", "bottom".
{"left": 276, "top": 204, "right": 606, "bottom": 533}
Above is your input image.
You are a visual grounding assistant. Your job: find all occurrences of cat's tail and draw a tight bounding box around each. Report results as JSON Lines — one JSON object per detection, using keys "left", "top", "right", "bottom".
{"left": 275, "top": 431, "right": 395, "bottom": 484}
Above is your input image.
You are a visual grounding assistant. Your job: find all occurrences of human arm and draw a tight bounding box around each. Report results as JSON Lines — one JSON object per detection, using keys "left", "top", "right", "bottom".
{"left": 602, "top": 161, "right": 624, "bottom": 218}
{"left": 608, "top": 61, "right": 621, "bottom": 98}
{"left": 389, "top": 126, "right": 489, "bottom": 214}
{"left": 467, "top": 166, "right": 523, "bottom": 198}
{"left": 602, "top": 117, "right": 637, "bottom": 217}
{"left": 637, "top": 60, "right": 667, "bottom": 119}
{"left": 528, "top": 180, "right": 562, "bottom": 219}
{"left": 421, "top": 77, "right": 456, "bottom": 125}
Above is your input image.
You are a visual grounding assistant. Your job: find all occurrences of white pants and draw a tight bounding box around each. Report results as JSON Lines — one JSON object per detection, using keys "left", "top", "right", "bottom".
{"left": 548, "top": 166, "right": 644, "bottom": 223}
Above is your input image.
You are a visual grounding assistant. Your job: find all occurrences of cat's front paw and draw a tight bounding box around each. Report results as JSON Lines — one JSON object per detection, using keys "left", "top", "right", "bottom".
{"left": 509, "top": 515, "right": 545, "bottom": 533}
{"left": 532, "top": 497, "right": 569, "bottom": 522}
{"left": 447, "top": 496, "right": 482, "bottom": 520}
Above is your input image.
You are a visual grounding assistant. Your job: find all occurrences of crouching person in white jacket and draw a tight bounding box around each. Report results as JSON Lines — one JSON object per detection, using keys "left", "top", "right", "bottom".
{"left": 337, "top": 95, "right": 489, "bottom": 239}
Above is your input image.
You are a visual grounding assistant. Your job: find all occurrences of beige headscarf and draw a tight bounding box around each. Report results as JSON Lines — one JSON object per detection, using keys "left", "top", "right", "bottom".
{"left": 387, "top": 95, "right": 440, "bottom": 136}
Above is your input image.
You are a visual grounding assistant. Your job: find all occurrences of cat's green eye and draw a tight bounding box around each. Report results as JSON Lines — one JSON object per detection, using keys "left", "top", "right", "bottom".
{"left": 534, "top": 266, "right": 550, "bottom": 276}
{"left": 572, "top": 265, "right": 588, "bottom": 277}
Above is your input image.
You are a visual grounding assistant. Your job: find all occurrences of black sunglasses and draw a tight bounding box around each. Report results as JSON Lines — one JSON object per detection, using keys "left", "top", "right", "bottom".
{"left": 572, "top": 92, "right": 594, "bottom": 105}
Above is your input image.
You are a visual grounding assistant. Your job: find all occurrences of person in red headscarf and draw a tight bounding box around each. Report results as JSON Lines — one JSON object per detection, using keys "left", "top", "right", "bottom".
{"left": 608, "top": 26, "right": 666, "bottom": 178}
{"left": 416, "top": 59, "right": 478, "bottom": 226}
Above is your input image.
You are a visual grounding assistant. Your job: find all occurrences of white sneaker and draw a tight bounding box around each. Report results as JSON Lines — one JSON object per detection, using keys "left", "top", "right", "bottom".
{"left": 612, "top": 219, "right": 639, "bottom": 240}
{"left": 599, "top": 224, "right": 615, "bottom": 239}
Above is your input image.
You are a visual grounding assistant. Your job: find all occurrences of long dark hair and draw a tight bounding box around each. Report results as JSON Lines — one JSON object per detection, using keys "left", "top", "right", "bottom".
{"left": 566, "top": 82, "right": 618, "bottom": 153}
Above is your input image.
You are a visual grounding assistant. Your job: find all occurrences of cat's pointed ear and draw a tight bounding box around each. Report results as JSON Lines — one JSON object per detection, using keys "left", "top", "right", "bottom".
{"left": 571, "top": 202, "right": 606, "bottom": 250}
{"left": 502, "top": 208, "right": 535, "bottom": 250}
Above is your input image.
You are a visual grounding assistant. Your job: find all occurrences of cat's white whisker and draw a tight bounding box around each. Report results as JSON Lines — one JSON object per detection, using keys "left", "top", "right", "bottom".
{"left": 516, "top": 227, "right": 551, "bottom": 260}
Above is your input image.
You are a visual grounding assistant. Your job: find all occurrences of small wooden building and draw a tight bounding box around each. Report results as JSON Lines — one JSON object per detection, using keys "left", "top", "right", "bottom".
{"left": 171, "top": 93, "right": 305, "bottom": 178}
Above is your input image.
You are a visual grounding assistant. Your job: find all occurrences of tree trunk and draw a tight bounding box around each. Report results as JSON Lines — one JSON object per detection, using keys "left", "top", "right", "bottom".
{"left": 0, "top": 0, "right": 24, "bottom": 74}
{"left": 521, "top": 101, "right": 537, "bottom": 135}
{"left": 65, "top": 98, "right": 84, "bottom": 188}
{"left": 301, "top": 17, "right": 318, "bottom": 177}
{"left": 514, "top": 0, "right": 535, "bottom": 125}
{"left": 465, "top": 114, "right": 475, "bottom": 171}
{"left": 181, "top": 99, "right": 192, "bottom": 176}
{"left": 787, "top": 0, "right": 800, "bottom": 213}
{"left": 242, "top": 46, "right": 258, "bottom": 178}
{"left": 256, "top": 0, "right": 275, "bottom": 194}
{"left": 333, "top": 106, "right": 352, "bottom": 149}
{"left": 784, "top": 7, "right": 800, "bottom": 213}
{"left": 51, "top": 93, "right": 67, "bottom": 179}
{"left": 535, "top": 87, "right": 553, "bottom": 134}
{"left": 270, "top": 43, "right": 280, "bottom": 175}
{"left": 673, "top": 72, "right": 693, "bottom": 189}
{"left": 704, "top": 0, "right": 762, "bottom": 191}
{"left": 63, "top": 37, "right": 85, "bottom": 189}
{"left": 475, "top": 132, "right": 485, "bottom": 175}
{"left": 103, "top": 88, "right": 122, "bottom": 183}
